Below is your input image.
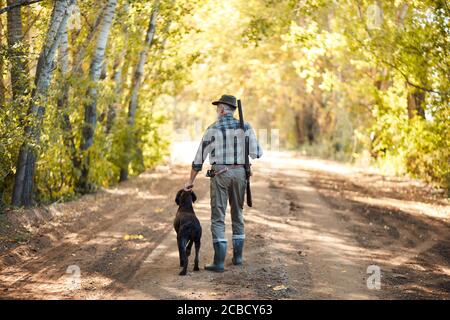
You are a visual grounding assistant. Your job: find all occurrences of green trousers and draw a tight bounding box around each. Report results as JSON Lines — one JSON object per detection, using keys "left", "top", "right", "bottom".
{"left": 210, "top": 164, "right": 247, "bottom": 243}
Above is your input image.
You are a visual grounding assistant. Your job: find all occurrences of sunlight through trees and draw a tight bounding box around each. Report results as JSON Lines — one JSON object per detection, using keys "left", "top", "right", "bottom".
{"left": 0, "top": 0, "right": 448, "bottom": 208}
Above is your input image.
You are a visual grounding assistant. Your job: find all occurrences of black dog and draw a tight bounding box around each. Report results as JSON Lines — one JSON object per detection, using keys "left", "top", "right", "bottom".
{"left": 174, "top": 189, "right": 202, "bottom": 276}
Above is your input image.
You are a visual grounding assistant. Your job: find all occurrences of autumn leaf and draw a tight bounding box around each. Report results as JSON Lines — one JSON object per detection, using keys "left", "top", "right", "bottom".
{"left": 124, "top": 234, "right": 145, "bottom": 241}
{"left": 272, "top": 285, "right": 288, "bottom": 291}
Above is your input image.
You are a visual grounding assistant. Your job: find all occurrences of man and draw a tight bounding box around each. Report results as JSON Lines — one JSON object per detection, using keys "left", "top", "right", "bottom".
{"left": 184, "top": 94, "right": 263, "bottom": 272}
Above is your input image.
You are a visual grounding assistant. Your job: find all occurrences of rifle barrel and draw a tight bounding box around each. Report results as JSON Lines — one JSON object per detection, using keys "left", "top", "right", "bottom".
{"left": 237, "top": 99, "right": 253, "bottom": 207}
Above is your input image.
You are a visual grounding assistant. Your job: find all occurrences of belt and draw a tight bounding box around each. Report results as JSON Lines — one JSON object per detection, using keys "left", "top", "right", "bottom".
{"left": 209, "top": 164, "right": 244, "bottom": 177}
{"left": 216, "top": 164, "right": 244, "bottom": 169}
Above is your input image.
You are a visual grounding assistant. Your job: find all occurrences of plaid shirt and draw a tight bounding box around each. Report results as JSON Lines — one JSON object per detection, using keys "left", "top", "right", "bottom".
{"left": 192, "top": 114, "right": 263, "bottom": 172}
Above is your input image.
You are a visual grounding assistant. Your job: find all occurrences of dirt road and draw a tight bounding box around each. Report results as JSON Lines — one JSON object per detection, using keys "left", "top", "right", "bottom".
{"left": 0, "top": 152, "right": 449, "bottom": 299}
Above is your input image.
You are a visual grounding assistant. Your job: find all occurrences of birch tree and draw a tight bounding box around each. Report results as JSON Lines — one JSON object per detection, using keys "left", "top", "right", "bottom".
{"left": 104, "top": 47, "right": 128, "bottom": 134}
{"left": 103, "top": 1, "right": 129, "bottom": 134}
{"left": 119, "top": 0, "right": 159, "bottom": 181}
{"left": 12, "top": 0, "right": 75, "bottom": 206}
{"left": 6, "top": 0, "right": 28, "bottom": 110}
{"left": 56, "top": 10, "right": 81, "bottom": 173}
{"left": 54, "top": 2, "right": 105, "bottom": 173}
{"left": 77, "top": 0, "right": 117, "bottom": 192}
{"left": 0, "top": 1, "right": 5, "bottom": 206}
{"left": 0, "top": 0, "right": 6, "bottom": 106}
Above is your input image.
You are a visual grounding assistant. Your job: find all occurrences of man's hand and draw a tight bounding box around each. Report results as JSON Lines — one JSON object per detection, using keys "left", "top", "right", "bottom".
{"left": 184, "top": 168, "right": 199, "bottom": 191}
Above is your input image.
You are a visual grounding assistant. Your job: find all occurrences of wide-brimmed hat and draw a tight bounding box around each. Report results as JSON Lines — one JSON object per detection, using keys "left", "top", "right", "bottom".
{"left": 212, "top": 94, "right": 237, "bottom": 109}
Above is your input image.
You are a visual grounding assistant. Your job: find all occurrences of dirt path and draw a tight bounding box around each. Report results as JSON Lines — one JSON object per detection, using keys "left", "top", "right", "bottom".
{"left": 0, "top": 152, "right": 449, "bottom": 299}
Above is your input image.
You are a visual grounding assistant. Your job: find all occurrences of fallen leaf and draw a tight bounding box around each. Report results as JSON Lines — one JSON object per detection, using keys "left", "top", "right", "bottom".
{"left": 273, "top": 285, "right": 288, "bottom": 291}
{"left": 123, "top": 234, "right": 145, "bottom": 241}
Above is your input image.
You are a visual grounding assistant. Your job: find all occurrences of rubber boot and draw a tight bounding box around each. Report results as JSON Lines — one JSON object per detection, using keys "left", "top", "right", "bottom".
{"left": 205, "top": 241, "right": 227, "bottom": 272}
{"left": 232, "top": 239, "right": 244, "bottom": 265}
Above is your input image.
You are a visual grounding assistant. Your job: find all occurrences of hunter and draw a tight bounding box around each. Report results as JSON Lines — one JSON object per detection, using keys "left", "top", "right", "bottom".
{"left": 184, "top": 94, "right": 263, "bottom": 272}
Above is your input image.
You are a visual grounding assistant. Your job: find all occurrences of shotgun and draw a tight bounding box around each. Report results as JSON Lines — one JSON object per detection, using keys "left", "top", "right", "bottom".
{"left": 237, "top": 99, "right": 252, "bottom": 207}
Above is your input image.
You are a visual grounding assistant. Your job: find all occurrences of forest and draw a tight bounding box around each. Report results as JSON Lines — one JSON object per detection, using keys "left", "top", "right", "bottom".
{"left": 0, "top": 0, "right": 449, "bottom": 301}
{"left": 0, "top": 0, "right": 448, "bottom": 210}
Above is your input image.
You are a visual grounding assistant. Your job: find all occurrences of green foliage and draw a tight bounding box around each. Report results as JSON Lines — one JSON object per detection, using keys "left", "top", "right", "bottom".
{"left": 167, "top": 0, "right": 449, "bottom": 193}
{"left": 0, "top": 0, "right": 448, "bottom": 208}
{"left": 0, "top": 0, "right": 203, "bottom": 206}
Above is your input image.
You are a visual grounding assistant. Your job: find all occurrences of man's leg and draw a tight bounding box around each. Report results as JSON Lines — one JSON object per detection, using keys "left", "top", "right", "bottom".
{"left": 229, "top": 168, "right": 246, "bottom": 265}
{"left": 205, "top": 173, "right": 229, "bottom": 272}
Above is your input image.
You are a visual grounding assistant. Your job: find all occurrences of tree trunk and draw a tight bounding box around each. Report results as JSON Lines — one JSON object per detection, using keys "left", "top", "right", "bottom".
{"left": 127, "top": 1, "right": 159, "bottom": 127}
{"left": 104, "top": 50, "right": 127, "bottom": 134}
{"left": 56, "top": 2, "right": 105, "bottom": 171}
{"left": 407, "top": 87, "right": 426, "bottom": 119}
{"left": 58, "top": 23, "right": 69, "bottom": 72}
{"left": 7, "top": 0, "right": 28, "bottom": 206}
{"left": 398, "top": 6, "right": 426, "bottom": 120}
{"left": 77, "top": 0, "right": 117, "bottom": 192}
{"left": 294, "top": 112, "right": 305, "bottom": 146}
{"left": 1, "top": 0, "right": 7, "bottom": 206}
{"left": 71, "top": 7, "right": 104, "bottom": 75}
{"left": 104, "top": 1, "right": 130, "bottom": 134}
{"left": 120, "top": 0, "right": 159, "bottom": 181}
{"left": 6, "top": 0, "right": 28, "bottom": 109}
{"left": 304, "top": 103, "right": 318, "bottom": 145}
{"left": 374, "top": 68, "right": 390, "bottom": 91}
{"left": 12, "top": 0, "right": 74, "bottom": 207}
{"left": 142, "top": 0, "right": 175, "bottom": 83}
{"left": 0, "top": 0, "right": 6, "bottom": 106}
{"left": 57, "top": 15, "right": 79, "bottom": 171}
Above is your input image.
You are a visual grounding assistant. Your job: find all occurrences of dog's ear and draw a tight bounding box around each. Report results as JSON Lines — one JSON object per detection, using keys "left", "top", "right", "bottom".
{"left": 191, "top": 191, "right": 197, "bottom": 203}
{"left": 175, "top": 190, "right": 182, "bottom": 205}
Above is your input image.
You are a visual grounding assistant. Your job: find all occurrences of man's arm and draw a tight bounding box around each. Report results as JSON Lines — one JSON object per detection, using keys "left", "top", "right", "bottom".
{"left": 186, "top": 129, "right": 212, "bottom": 189}
{"left": 247, "top": 124, "right": 263, "bottom": 159}
{"left": 184, "top": 168, "right": 199, "bottom": 190}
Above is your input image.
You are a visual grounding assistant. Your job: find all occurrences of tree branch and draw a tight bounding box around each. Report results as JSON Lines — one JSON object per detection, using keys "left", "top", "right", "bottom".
{"left": 0, "top": 0, "right": 43, "bottom": 15}
{"left": 347, "top": 23, "right": 449, "bottom": 96}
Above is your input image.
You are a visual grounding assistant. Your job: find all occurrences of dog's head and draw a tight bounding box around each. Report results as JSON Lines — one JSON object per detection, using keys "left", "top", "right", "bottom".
{"left": 175, "top": 189, "right": 197, "bottom": 207}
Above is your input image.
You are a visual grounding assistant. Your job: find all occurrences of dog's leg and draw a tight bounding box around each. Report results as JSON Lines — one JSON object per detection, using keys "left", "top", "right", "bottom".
{"left": 193, "top": 240, "right": 201, "bottom": 271}
{"left": 177, "top": 238, "right": 183, "bottom": 267}
{"left": 179, "top": 239, "right": 188, "bottom": 276}
{"left": 186, "top": 239, "right": 193, "bottom": 257}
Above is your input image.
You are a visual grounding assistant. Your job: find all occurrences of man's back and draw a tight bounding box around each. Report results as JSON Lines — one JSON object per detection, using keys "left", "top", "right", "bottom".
{"left": 207, "top": 113, "right": 251, "bottom": 131}
{"left": 192, "top": 114, "right": 263, "bottom": 171}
